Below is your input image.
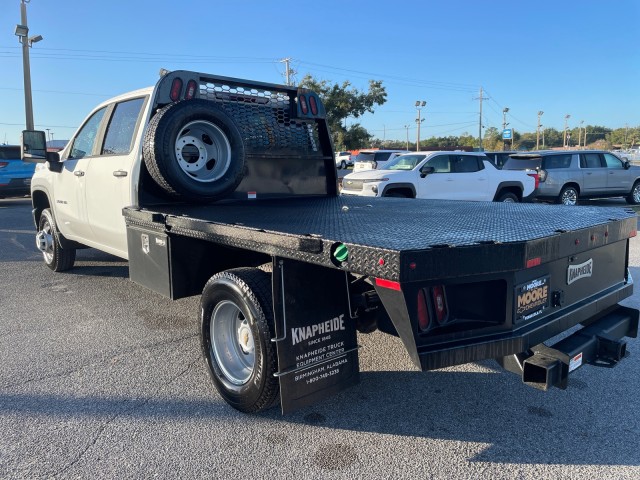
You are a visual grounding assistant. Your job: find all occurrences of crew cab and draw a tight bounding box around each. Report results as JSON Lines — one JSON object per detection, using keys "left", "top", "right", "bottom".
{"left": 341, "top": 151, "right": 538, "bottom": 201}
{"left": 352, "top": 149, "right": 409, "bottom": 172}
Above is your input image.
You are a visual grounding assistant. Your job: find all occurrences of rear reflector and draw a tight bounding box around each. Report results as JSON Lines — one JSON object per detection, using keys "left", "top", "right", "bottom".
{"left": 185, "top": 79, "right": 198, "bottom": 100}
{"left": 375, "top": 278, "right": 401, "bottom": 291}
{"left": 526, "top": 257, "right": 541, "bottom": 268}
{"left": 0, "top": 162, "right": 8, "bottom": 169}
{"left": 170, "top": 78, "right": 183, "bottom": 101}
{"left": 299, "top": 95, "right": 309, "bottom": 115}
{"left": 432, "top": 285, "right": 448, "bottom": 323}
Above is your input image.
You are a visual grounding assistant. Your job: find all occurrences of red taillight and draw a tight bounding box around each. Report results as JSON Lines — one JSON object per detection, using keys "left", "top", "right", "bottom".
{"left": 527, "top": 172, "right": 540, "bottom": 189}
{"left": 170, "top": 78, "right": 183, "bottom": 102}
{"left": 184, "top": 79, "right": 198, "bottom": 100}
{"left": 431, "top": 285, "right": 448, "bottom": 324}
{"left": 299, "top": 94, "right": 309, "bottom": 115}
{"left": 0, "top": 161, "right": 8, "bottom": 169}
{"left": 417, "top": 290, "right": 430, "bottom": 331}
{"left": 309, "top": 95, "right": 318, "bottom": 115}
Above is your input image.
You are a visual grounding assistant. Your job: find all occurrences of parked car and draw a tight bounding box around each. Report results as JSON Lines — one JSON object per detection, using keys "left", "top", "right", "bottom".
{"left": 502, "top": 150, "right": 640, "bottom": 205}
{"left": 341, "top": 151, "right": 538, "bottom": 202}
{"left": 0, "top": 145, "right": 36, "bottom": 198}
{"left": 353, "top": 149, "right": 409, "bottom": 172}
{"left": 335, "top": 151, "right": 352, "bottom": 169}
{"left": 483, "top": 150, "right": 519, "bottom": 169}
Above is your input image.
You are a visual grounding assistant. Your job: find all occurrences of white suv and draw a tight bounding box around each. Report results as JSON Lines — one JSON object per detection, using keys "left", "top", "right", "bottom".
{"left": 353, "top": 149, "right": 409, "bottom": 172}
{"left": 341, "top": 151, "right": 538, "bottom": 201}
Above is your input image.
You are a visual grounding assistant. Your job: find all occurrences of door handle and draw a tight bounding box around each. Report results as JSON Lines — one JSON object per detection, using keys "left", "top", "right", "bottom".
{"left": 74, "top": 170, "right": 85, "bottom": 177}
{"left": 113, "top": 170, "right": 128, "bottom": 177}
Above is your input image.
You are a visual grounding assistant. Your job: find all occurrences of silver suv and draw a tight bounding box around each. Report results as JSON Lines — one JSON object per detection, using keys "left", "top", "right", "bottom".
{"left": 503, "top": 150, "right": 640, "bottom": 205}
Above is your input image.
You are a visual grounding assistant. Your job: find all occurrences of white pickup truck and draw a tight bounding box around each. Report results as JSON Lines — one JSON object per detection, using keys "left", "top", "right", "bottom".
{"left": 19, "top": 70, "right": 638, "bottom": 415}
{"left": 341, "top": 151, "right": 538, "bottom": 202}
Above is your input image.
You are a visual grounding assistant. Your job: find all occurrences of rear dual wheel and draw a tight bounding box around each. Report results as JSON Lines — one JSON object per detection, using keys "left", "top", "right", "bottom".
{"left": 200, "top": 268, "right": 279, "bottom": 413}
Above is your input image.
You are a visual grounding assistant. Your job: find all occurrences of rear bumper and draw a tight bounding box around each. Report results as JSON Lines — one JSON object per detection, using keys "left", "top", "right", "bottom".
{"left": 503, "top": 305, "right": 638, "bottom": 389}
{"left": 416, "top": 278, "right": 635, "bottom": 371}
{"left": 0, "top": 177, "right": 31, "bottom": 197}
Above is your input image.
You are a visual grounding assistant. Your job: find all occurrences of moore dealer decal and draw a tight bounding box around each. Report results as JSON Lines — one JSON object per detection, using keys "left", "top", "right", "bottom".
{"left": 515, "top": 275, "right": 550, "bottom": 321}
{"left": 567, "top": 258, "right": 593, "bottom": 285}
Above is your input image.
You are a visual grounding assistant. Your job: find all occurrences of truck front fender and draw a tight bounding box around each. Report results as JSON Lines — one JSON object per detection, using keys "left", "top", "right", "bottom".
{"left": 381, "top": 183, "right": 416, "bottom": 198}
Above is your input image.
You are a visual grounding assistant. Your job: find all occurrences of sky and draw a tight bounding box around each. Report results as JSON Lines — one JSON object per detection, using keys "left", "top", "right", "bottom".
{"left": 1, "top": 0, "right": 639, "bottom": 146}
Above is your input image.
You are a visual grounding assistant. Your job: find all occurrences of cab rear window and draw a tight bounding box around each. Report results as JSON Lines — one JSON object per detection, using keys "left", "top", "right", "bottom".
{"left": 0, "top": 146, "right": 21, "bottom": 160}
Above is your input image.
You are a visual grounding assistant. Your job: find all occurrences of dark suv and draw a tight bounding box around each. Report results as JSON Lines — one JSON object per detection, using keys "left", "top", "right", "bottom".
{"left": 503, "top": 150, "right": 640, "bottom": 205}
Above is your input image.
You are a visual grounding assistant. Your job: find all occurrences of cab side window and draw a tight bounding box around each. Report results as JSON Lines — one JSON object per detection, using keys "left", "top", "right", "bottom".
{"left": 581, "top": 153, "right": 603, "bottom": 168}
{"left": 603, "top": 153, "right": 624, "bottom": 169}
{"left": 102, "top": 97, "right": 146, "bottom": 155}
{"left": 69, "top": 107, "right": 107, "bottom": 159}
{"left": 452, "top": 155, "right": 480, "bottom": 173}
{"left": 428, "top": 155, "right": 451, "bottom": 173}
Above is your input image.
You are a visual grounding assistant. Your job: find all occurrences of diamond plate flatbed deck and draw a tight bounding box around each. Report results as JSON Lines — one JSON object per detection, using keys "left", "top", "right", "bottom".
{"left": 123, "top": 196, "right": 637, "bottom": 282}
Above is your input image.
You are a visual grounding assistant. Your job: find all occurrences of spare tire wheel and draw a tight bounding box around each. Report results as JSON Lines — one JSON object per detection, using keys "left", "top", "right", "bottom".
{"left": 143, "top": 99, "right": 246, "bottom": 201}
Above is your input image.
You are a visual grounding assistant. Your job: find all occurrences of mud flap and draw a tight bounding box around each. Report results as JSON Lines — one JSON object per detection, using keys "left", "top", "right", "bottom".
{"left": 272, "top": 257, "right": 359, "bottom": 414}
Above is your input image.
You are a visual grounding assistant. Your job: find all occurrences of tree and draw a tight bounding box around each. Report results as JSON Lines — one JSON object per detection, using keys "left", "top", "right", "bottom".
{"left": 298, "top": 74, "right": 387, "bottom": 149}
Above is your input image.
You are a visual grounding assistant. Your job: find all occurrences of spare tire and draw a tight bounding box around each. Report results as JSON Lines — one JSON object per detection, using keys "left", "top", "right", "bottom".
{"left": 143, "top": 99, "right": 246, "bottom": 202}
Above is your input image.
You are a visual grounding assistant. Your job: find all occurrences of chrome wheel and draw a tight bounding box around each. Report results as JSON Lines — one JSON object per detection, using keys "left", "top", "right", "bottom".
{"left": 210, "top": 300, "right": 255, "bottom": 386}
{"left": 633, "top": 184, "right": 640, "bottom": 203}
{"left": 175, "top": 120, "right": 232, "bottom": 183}
{"left": 560, "top": 188, "right": 578, "bottom": 206}
{"left": 36, "top": 221, "right": 54, "bottom": 265}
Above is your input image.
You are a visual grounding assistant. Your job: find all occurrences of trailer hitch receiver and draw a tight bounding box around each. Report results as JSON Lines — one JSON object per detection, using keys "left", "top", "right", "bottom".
{"left": 505, "top": 306, "right": 638, "bottom": 390}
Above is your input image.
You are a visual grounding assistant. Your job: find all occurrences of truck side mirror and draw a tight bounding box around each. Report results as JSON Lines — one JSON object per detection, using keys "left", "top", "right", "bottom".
{"left": 21, "top": 130, "right": 61, "bottom": 167}
{"left": 623, "top": 159, "right": 631, "bottom": 170}
{"left": 21, "top": 130, "right": 48, "bottom": 162}
{"left": 420, "top": 166, "right": 434, "bottom": 178}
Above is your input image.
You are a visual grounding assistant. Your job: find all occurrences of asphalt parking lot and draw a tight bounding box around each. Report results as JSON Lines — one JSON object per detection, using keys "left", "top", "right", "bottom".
{"left": 1, "top": 196, "right": 639, "bottom": 479}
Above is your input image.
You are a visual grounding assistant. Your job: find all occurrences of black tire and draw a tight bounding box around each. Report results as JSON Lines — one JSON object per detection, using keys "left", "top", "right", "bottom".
{"left": 143, "top": 99, "right": 246, "bottom": 202}
{"left": 626, "top": 181, "right": 640, "bottom": 205}
{"left": 37, "top": 208, "right": 76, "bottom": 272}
{"left": 200, "top": 268, "right": 279, "bottom": 413}
{"left": 339, "top": 160, "right": 346, "bottom": 170}
{"left": 496, "top": 192, "right": 519, "bottom": 203}
{"left": 557, "top": 185, "right": 579, "bottom": 206}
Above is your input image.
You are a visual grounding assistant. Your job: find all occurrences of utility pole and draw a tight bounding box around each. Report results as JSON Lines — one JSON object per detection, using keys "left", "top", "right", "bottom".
{"left": 578, "top": 120, "right": 584, "bottom": 149}
{"left": 15, "top": 0, "right": 43, "bottom": 131}
{"left": 563, "top": 114, "right": 571, "bottom": 148}
{"left": 404, "top": 125, "right": 409, "bottom": 151}
{"left": 279, "top": 57, "right": 296, "bottom": 86}
{"left": 536, "top": 111, "right": 544, "bottom": 150}
{"left": 474, "top": 87, "right": 488, "bottom": 150}
{"left": 415, "top": 100, "right": 426, "bottom": 152}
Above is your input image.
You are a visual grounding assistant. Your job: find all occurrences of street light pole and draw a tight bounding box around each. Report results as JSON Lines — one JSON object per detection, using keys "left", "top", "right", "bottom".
{"left": 404, "top": 125, "right": 409, "bottom": 151}
{"left": 415, "top": 100, "right": 426, "bottom": 152}
{"left": 563, "top": 114, "right": 571, "bottom": 148}
{"left": 536, "top": 111, "right": 544, "bottom": 150}
{"left": 15, "top": 0, "right": 43, "bottom": 131}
